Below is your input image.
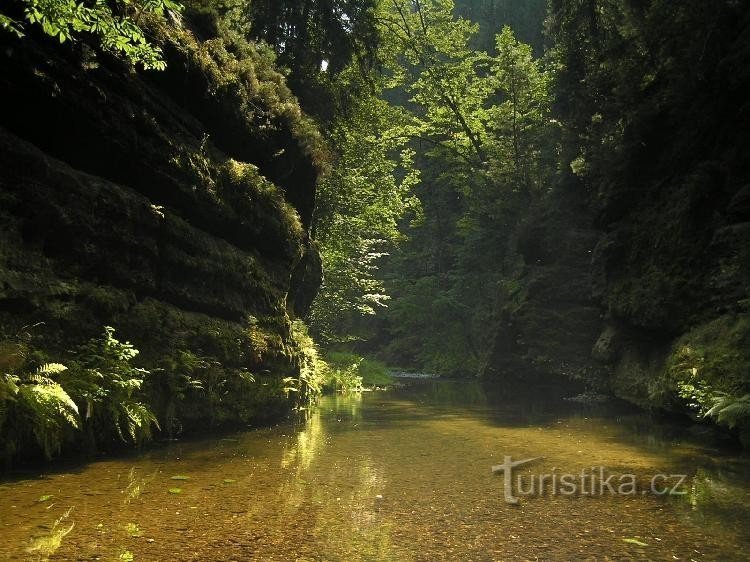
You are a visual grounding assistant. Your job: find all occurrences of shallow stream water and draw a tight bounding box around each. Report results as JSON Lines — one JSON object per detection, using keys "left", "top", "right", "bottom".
{"left": 1, "top": 380, "right": 749, "bottom": 561}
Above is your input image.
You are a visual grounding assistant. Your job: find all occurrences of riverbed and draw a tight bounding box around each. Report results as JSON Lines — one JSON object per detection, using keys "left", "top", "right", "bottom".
{"left": 1, "top": 380, "right": 749, "bottom": 561}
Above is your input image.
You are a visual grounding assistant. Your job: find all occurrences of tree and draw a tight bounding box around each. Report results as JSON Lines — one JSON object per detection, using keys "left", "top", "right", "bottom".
{"left": 244, "top": 0, "right": 379, "bottom": 120}
{"left": 377, "top": 0, "right": 493, "bottom": 167}
{"left": 376, "top": 0, "right": 551, "bottom": 189}
{"left": 309, "top": 79, "right": 420, "bottom": 344}
{"left": 365, "top": 0, "right": 552, "bottom": 374}
{"left": 0, "top": 0, "right": 183, "bottom": 70}
{"left": 453, "top": 0, "right": 547, "bottom": 55}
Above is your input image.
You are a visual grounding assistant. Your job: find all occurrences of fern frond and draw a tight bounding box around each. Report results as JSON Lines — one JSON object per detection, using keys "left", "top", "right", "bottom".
{"left": 705, "top": 392, "right": 750, "bottom": 429}
{"left": 38, "top": 363, "right": 68, "bottom": 376}
{"left": 121, "top": 401, "right": 160, "bottom": 443}
{"left": 17, "top": 382, "right": 80, "bottom": 458}
{"left": 27, "top": 384, "right": 80, "bottom": 428}
{"left": 237, "top": 370, "right": 255, "bottom": 384}
{"left": 704, "top": 391, "right": 731, "bottom": 418}
{"left": 27, "top": 374, "right": 56, "bottom": 386}
{"left": 0, "top": 374, "right": 20, "bottom": 398}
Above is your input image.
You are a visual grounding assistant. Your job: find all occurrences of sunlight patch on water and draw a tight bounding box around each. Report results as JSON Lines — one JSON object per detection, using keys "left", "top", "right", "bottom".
{"left": 0, "top": 381, "right": 749, "bottom": 560}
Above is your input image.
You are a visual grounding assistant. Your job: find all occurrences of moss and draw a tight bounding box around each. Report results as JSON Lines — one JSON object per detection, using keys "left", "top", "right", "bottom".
{"left": 610, "top": 345, "right": 673, "bottom": 410}
{"left": 144, "top": 11, "right": 328, "bottom": 168}
{"left": 607, "top": 265, "right": 693, "bottom": 332}
{"left": 666, "top": 314, "right": 750, "bottom": 405}
{"left": 217, "top": 159, "right": 305, "bottom": 261}
{"left": 0, "top": 5, "right": 328, "bottom": 462}
{"left": 141, "top": 14, "right": 329, "bottom": 227}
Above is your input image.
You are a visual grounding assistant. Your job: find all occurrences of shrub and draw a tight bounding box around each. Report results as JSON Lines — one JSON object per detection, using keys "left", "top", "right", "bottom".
{"left": 63, "top": 327, "right": 159, "bottom": 446}
{"left": 323, "top": 351, "right": 393, "bottom": 390}
{"left": 0, "top": 362, "right": 79, "bottom": 461}
{"left": 288, "top": 320, "right": 329, "bottom": 401}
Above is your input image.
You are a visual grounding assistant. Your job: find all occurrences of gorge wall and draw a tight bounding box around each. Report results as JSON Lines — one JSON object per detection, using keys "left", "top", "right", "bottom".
{"left": 0, "top": 17, "right": 323, "bottom": 436}
{"left": 483, "top": 0, "right": 750, "bottom": 438}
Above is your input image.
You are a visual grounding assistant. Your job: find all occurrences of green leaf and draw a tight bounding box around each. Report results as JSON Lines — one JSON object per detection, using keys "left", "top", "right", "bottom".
{"left": 124, "top": 522, "right": 142, "bottom": 537}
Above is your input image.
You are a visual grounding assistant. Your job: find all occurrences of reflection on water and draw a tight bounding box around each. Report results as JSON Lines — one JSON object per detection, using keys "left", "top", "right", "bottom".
{"left": 1, "top": 380, "right": 749, "bottom": 560}
{"left": 25, "top": 507, "right": 74, "bottom": 560}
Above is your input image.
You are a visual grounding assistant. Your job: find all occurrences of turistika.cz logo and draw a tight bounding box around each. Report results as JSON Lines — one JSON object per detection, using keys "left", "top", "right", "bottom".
{"left": 491, "top": 456, "right": 689, "bottom": 504}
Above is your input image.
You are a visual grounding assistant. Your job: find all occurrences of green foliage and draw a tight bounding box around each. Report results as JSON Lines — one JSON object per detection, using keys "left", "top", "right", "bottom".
{"left": 289, "top": 320, "right": 329, "bottom": 402}
{"left": 324, "top": 351, "right": 393, "bottom": 389}
{"left": 705, "top": 393, "right": 750, "bottom": 429}
{"left": 358, "top": 1, "right": 552, "bottom": 375}
{"left": 322, "top": 352, "right": 363, "bottom": 392}
{"left": 1, "top": 0, "right": 183, "bottom": 69}
{"left": 309, "top": 0, "right": 553, "bottom": 372}
{"left": 242, "top": 0, "right": 378, "bottom": 120}
{"left": 377, "top": 0, "right": 492, "bottom": 167}
{"left": 668, "top": 315, "right": 750, "bottom": 432}
{"left": 0, "top": 13, "right": 24, "bottom": 36}
{"left": 356, "top": 357, "right": 393, "bottom": 387}
{"left": 676, "top": 376, "right": 714, "bottom": 416}
{"left": 309, "top": 87, "right": 420, "bottom": 344}
{"left": 0, "top": 362, "right": 79, "bottom": 460}
{"left": 195, "top": 357, "right": 257, "bottom": 427}
{"left": 148, "top": 350, "right": 204, "bottom": 437}
{"left": 117, "top": 302, "right": 296, "bottom": 430}
{"left": 63, "top": 327, "right": 159, "bottom": 445}
{"left": 0, "top": 312, "right": 321, "bottom": 463}
{"left": 377, "top": 0, "right": 552, "bottom": 179}
{"left": 0, "top": 336, "right": 81, "bottom": 461}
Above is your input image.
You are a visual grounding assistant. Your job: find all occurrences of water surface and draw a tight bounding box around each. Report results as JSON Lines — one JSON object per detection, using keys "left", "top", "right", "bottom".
{"left": 1, "top": 380, "right": 749, "bottom": 561}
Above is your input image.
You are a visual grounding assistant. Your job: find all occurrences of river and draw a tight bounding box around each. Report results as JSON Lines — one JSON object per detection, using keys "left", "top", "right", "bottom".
{"left": 1, "top": 380, "right": 749, "bottom": 561}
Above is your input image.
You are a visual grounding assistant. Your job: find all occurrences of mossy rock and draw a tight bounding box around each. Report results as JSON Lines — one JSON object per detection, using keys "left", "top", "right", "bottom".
{"left": 666, "top": 313, "right": 750, "bottom": 398}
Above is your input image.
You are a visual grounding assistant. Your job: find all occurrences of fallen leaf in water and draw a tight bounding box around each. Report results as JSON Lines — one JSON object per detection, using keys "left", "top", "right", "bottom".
{"left": 622, "top": 538, "right": 648, "bottom": 547}
{"left": 168, "top": 488, "right": 183, "bottom": 494}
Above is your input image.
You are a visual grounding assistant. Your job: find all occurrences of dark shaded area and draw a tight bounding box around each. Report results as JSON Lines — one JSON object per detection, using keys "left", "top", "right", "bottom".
{"left": 0, "top": 16, "right": 324, "bottom": 461}
{"left": 364, "top": 0, "right": 750, "bottom": 443}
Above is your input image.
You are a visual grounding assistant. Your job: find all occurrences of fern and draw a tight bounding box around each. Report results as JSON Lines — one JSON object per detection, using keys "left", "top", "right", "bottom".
{"left": 705, "top": 392, "right": 750, "bottom": 429}
{"left": 0, "top": 359, "right": 79, "bottom": 459}
{"left": 289, "top": 320, "right": 328, "bottom": 402}
{"left": 114, "top": 401, "right": 160, "bottom": 444}
{"left": 0, "top": 374, "right": 20, "bottom": 438}
{"left": 65, "top": 327, "right": 159, "bottom": 446}
{"left": 24, "top": 384, "right": 79, "bottom": 427}
{"left": 39, "top": 363, "right": 68, "bottom": 376}
{"left": 0, "top": 328, "right": 162, "bottom": 461}
{"left": 126, "top": 401, "right": 160, "bottom": 442}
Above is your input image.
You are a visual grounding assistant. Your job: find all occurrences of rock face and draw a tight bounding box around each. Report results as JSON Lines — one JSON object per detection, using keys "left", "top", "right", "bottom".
{"left": 481, "top": 183, "right": 607, "bottom": 387}
{"left": 482, "top": 3, "right": 750, "bottom": 436}
{"left": 0, "top": 23, "right": 323, "bottom": 430}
